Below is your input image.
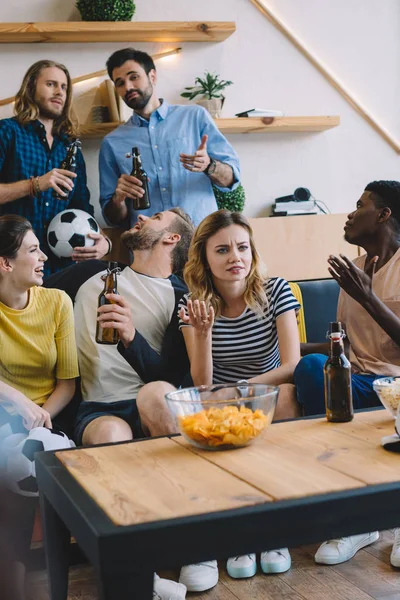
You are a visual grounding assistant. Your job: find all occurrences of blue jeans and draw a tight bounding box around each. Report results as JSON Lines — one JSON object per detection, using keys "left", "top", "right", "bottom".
{"left": 294, "top": 354, "right": 383, "bottom": 416}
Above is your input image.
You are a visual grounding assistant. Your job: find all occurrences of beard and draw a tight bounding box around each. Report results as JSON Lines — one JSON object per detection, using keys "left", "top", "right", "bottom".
{"left": 124, "top": 83, "right": 153, "bottom": 110}
{"left": 37, "top": 98, "right": 64, "bottom": 121}
{"left": 121, "top": 226, "right": 165, "bottom": 251}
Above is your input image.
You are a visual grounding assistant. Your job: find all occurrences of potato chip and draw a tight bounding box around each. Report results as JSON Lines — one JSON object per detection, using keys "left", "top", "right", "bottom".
{"left": 179, "top": 404, "right": 268, "bottom": 449}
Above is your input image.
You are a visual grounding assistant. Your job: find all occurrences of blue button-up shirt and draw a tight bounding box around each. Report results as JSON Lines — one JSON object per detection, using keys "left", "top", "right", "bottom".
{"left": 0, "top": 117, "right": 93, "bottom": 275}
{"left": 99, "top": 101, "right": 240, "bottom": 227}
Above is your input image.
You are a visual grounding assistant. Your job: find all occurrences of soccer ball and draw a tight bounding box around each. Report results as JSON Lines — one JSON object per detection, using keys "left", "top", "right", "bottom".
{"left": 47, "top": 209, "right": 100, "bottom": 258}
{"left": 3, "top": 427, "right": 75, "bottom": 497}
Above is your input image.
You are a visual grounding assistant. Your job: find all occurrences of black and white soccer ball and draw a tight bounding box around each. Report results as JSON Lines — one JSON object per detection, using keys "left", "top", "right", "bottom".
{"left": 47, "top": 209, "right": 100, "bottom": 258}
{"left": 3, "top": 427, "right": 75, "bottom": 497}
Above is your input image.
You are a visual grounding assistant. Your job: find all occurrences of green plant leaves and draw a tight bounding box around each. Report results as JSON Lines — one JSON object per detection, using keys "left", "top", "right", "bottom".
{"left": 213, "top": 184, "right": 246, "bottom": 212}
{"left": 76, "top": 0, "right": 136, "bottom": 21}
{"left": 181, "top": 71, "right": 233, "bottom": 100}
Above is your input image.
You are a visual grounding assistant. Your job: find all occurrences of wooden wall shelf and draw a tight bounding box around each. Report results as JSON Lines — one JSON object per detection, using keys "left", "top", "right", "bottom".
{"left": 78, "top": 116, "right": 340, "bottom": 138}
{"left": 0, "top": 21, "right": 236, "bottom": 43}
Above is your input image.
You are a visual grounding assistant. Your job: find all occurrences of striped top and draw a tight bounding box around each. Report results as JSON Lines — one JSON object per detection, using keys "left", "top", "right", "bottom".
{"left": 0, "top": 286, "right": 79, "bottom": 406}
{"left": 179, "top": 278, "right": 300, "bottom": 383}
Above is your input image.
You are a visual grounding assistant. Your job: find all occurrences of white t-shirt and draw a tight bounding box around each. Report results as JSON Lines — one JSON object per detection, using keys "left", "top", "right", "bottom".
{"left": 74, "top": 267, "right": 176, "bottom": 402}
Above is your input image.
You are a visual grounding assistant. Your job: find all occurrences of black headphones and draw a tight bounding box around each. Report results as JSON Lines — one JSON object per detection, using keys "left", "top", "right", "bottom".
{"left": 275, "top": 188, "right": 311, "bottom": 203}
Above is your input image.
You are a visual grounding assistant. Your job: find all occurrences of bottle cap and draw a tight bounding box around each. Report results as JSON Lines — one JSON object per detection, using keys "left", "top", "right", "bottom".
{"left": 329, "top": 322, "right": 342, "bottom": 333}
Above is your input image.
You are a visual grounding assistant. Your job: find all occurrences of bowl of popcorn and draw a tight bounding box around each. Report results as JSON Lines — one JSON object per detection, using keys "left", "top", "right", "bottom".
{"left": 165, "top": 383, "right": 278, "bottom": 450}
{"left": 373, "top": 377, "right": 400, "bottom": 418}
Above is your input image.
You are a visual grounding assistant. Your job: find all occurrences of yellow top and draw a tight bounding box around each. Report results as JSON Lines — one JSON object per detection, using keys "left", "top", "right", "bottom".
{"left": 0, "top": 286, "right": 79, "bottom": 406}
{"left": 288, "top": 282, "right": 307, "bottom": 343}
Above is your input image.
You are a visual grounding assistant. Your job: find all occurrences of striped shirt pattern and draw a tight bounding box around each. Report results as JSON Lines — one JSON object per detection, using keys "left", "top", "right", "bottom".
{"left": 179, "top": 278, "right": 300, "bottom": 383}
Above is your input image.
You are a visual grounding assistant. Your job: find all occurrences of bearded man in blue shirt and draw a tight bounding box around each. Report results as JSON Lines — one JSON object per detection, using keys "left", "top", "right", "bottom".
{"left": 0, "top": 60, "right": 110, "bottom": 275}
{"left": 100, "top": 48, "right": 241, "bottom": 229}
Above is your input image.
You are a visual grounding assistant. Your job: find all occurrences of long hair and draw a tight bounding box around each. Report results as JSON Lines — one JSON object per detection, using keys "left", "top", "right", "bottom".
{"left": 183, "top": 210, "right": 268, "bottom": 317}
{"left": 14, "top": 60, "right": 77, "bottom": 137}
{"left": 0, "top": 215, "right": 33, "bottom": 259}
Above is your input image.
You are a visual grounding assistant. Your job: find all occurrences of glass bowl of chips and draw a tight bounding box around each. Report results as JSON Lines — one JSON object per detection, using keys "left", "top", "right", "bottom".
{"left": 373, "top": 377, "right": 400, "bottom": 418}
{"left": 165, "top": 383, "right": 279, "bottom": 450}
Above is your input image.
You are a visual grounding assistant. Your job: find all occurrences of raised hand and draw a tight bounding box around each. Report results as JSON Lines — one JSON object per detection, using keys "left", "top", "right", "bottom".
{"left": 72, "top": 232, "right": 109, "bottom": 261}
{"left": 97, "top": 293, "right": 136, "bottom": 347}
{"left": 328, "top": 253, "right": 378, "bottom": 305}
{"left": 179, "top": 298, "right": 214, "bottom": 335}
{"left": 180, "top": 134, "right": 211, "bottom": 173}
{"left": 38, "top": 168, "right": 77, "bottom": 198}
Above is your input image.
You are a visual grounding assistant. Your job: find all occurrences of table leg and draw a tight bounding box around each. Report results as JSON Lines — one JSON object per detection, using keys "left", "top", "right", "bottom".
{"left": 97, "top": 568, "right": 154, "bottom": 600}
{"left": 39, "top": 493, "right": 71, "bottom": 600}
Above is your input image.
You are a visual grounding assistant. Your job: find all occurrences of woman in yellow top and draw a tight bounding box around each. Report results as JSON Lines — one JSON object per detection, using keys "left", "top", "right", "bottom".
{"left": 0, "top": 214, "right": 79, "bottom": 591}
{"left": 0, "top": 215, "right": 79, "bottom": 429}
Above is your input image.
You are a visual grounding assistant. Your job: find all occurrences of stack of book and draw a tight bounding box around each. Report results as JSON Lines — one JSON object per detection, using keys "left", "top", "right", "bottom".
{"left": 272, "top": 199, "right": 318, "bottom": 217}
{"left": 235, "top": 108, "right": 284, "bottom": 118}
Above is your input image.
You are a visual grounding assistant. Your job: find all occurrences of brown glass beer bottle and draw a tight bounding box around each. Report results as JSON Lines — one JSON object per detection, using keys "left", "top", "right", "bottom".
{"left": 95, "top": 261, "right": 120, "bottom": 345}
{"left": 55, "top": 139, "right": 81, "bottom": 201}
{"left": 130, "top": 147, "right": 150, "bottom": 210}
{"left": 324, "top": 321, "right": 354, "bottom": 422}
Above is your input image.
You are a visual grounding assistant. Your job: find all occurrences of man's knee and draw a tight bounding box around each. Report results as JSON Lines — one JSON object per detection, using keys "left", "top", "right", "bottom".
{"left": 294, "top": 354, "right": 326, "bottom": 386}
{"left": 82, "top": 416, "right": 133, "bottom": 446}
{"left": 136, "top": 381, "right": 176, "bottom": 413}
{"left": 136, "top": 381, "right": 177, "bottom": 436}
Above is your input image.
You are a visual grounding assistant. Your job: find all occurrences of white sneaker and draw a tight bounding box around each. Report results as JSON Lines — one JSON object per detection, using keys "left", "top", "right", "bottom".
{"left": 260, "top": 548, "right": 291, "bottom": 574}
{"left": 226, "top": 554, "right": 257, "bottom": 578}
{"left": 391, "top": 528, "right": 400, "bottom": 567}
{"left": 315, "top": 532, "right": 379, "bottom": 565}
{"left": 153, "top": 573, "right": 186, "bottom": 599}
{"left": 179, "top": 560, "right": 218, "bottom": 592}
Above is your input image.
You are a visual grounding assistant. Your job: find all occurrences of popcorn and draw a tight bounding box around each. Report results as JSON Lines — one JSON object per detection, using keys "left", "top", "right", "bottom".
{"left": 374, "top": 377, "right": 400, "bottom": 417}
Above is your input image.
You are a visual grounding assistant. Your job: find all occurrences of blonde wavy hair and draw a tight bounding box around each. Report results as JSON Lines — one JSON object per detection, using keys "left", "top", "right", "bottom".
{"left": 183, "top": 210, "right": 268, "bottom": 317}
{"left": 14, "top": 60, "right": 77, "bottom": 137}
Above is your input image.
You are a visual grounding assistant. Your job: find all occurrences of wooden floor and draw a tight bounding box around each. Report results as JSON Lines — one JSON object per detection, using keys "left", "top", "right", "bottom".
{"left": 30, "top": 530, "right": 400, "bottom": 600}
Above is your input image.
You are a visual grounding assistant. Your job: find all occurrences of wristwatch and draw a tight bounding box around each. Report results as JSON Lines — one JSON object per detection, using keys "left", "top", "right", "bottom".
{"left": 204, "top": 158, "right": 217, "bottom": 177}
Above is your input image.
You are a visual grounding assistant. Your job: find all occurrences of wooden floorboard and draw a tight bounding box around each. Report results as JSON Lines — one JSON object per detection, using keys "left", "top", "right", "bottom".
{"left": 29, "top": 532, "right": 400, "bottom": 600}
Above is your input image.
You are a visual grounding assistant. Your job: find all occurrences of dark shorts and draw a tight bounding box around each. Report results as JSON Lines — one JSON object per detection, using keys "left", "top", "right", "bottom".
{"left": 74, "top": 399, "right": 145, "bottom": 446}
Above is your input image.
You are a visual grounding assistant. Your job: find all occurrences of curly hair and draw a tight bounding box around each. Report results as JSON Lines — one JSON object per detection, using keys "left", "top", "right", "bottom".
{"left": 183, "top": 210, "right": 268, "bottom": 317}
{"left": 14, "top": 60, "right": 77, "bottom": 138}
{"left": 365, "top": 180, "right": 400, "bottom": 232}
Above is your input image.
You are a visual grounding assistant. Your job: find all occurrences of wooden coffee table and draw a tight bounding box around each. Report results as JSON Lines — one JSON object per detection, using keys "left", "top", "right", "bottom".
{"left": 35, "top": 409, "right": 400, "bottom": 600}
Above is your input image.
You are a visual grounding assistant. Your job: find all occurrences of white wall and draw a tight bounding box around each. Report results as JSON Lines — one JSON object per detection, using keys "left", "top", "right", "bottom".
{"left": 1, "top": 0, "right": 399, "bottom": 224}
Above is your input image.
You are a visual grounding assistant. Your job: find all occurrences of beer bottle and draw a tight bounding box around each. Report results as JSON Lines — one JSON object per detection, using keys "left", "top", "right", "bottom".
{"left": 324, "top": 322, "right": 354, "bottom": 422}
{"left": 55, "top": 139, "right": 81, "bottom": 201}
{"left": 95, "top": 261, "right": 120, "bottom": 345}
{"left": 130, "top": 146, "right": 151, "bottom": 210}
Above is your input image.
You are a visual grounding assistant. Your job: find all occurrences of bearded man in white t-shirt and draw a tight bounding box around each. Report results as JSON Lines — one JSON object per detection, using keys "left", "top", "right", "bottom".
{"left": 294, "top": 180, "right": 400, "bottom": 571}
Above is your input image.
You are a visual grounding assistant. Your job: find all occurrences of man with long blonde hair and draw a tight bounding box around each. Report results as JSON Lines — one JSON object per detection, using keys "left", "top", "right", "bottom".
{"left": 0, "top": 59, "right": 109, "bottom": 275}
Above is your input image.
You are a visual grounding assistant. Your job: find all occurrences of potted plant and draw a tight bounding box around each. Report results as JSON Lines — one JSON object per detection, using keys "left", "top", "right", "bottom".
{"left": 76, "top": 0, "right": 136, "bottom": 21}
{"left": 181, "top": 72, "right": 233, "bottom": 118}
{"left": 213, "top": 184, "right": 246, "bottom": 212}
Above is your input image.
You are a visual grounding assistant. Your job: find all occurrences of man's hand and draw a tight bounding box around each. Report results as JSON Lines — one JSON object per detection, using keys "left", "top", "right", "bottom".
{"left": 72, "top": 233, "right": 110, "bottom": 262}
{"left": 39, "top": 168, "right": 76, "bottom": 198}
{"left": 328, "top": 253, "right": 378, "bottom": 305}
{"left": 114, "top": 173, "right": 145, "bottom": 204}
{"left": 180, "top": 134, "right": 211, "bottom": 173}
{"left": 97, "top": 293, "right": 136, "bottom": 347}
{"left": 14, "top": 395, "right": 52, "bottom": 430}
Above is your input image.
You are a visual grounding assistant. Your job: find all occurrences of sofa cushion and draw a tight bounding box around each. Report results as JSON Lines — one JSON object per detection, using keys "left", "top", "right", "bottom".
{"left": 296, "top": 279, "right": 340, "bottom": 343}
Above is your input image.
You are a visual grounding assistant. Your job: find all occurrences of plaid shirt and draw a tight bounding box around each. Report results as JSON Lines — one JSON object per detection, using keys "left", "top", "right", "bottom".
{"left": 0, "top": 117, "right": 93, "bottom": 275}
